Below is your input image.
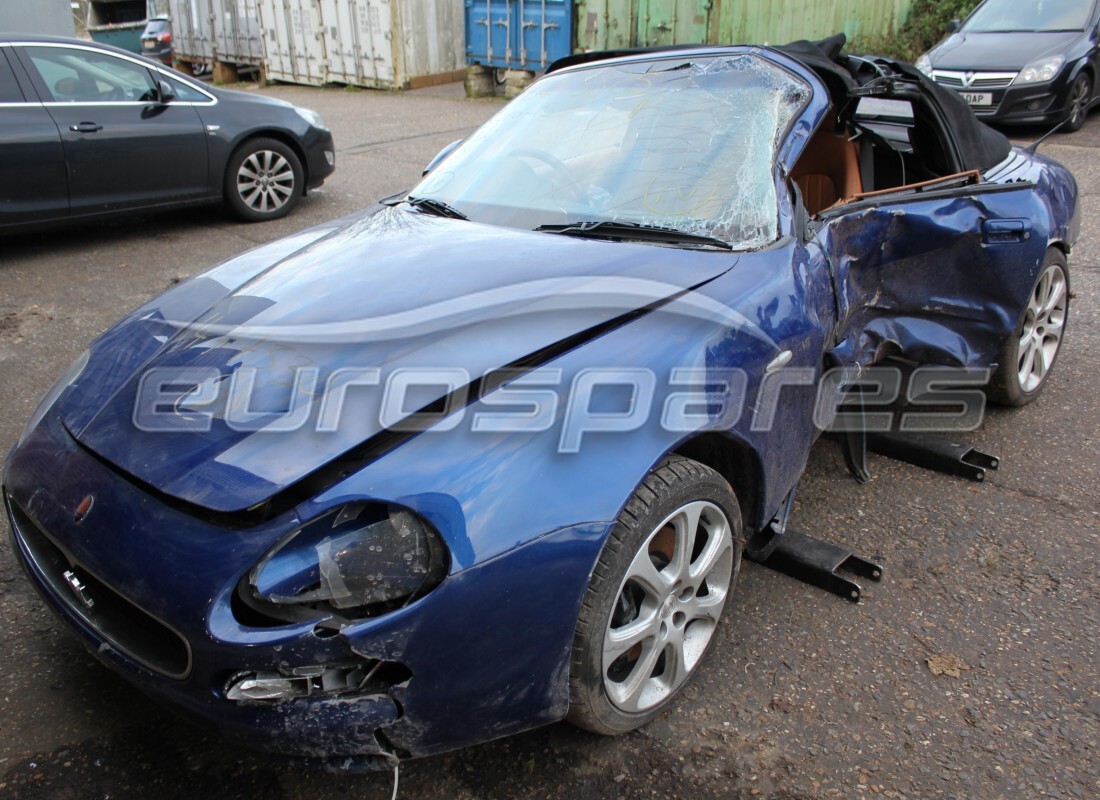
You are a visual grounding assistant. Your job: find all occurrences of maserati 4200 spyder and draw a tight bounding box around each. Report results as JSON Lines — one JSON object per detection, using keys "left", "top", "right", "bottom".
{"left": 3, "top": 35, "right": 1077, "bottom": 767}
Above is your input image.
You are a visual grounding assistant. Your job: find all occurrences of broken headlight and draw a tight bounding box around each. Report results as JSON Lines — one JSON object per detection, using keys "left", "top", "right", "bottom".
{"left": 244, "top": 504, "right": 449, "bottom": 621}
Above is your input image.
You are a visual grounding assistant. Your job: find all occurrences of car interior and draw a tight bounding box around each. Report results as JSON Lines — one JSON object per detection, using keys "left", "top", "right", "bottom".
{"left": 790, "top": 75, "right": 983, "bottom": 216}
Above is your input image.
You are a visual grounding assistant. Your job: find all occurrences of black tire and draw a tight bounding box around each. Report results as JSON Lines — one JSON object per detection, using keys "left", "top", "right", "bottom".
{"left": 1064, "top": 73, "right": 1091, "bottom": 133}
{"left": 567, "top": 455, "right": 743, "bottom": 735}
{"left": 988, "top": 248, "right": 1070, "bottom": 406}
{"left": 224, "top": 137, "right": 304, "bottom": 222}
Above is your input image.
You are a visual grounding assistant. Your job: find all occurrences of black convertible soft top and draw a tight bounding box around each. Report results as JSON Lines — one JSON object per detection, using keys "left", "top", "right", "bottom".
{"left": 549, "top": 33, "right": 1012, "bottom": 173}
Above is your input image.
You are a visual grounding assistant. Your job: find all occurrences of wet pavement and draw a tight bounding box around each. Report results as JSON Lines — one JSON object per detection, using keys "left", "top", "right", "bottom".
{"left": 0, "top": 79, "right": 1097, "bottom": 799}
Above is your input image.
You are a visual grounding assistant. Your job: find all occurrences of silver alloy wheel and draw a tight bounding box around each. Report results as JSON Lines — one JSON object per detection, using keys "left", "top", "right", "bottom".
{"left": 1017, "top": 261, "right": 1068, "bottom": 393}
{"left": 602, "top": 500, "right": 735, "bottom": 713}
{"left": 236, "top": 150, "right": 296, "bottom": 214}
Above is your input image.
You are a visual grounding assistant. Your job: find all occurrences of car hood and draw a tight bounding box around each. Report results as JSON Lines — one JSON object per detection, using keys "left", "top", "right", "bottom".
{"left": 58, "top": 208, "right": 734, "bottom": 513}
{"left": 930, "top": 31, "right": 1081, "bottom": 71}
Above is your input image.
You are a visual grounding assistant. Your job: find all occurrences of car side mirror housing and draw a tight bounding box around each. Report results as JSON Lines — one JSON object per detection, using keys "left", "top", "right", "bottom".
{"left": 945, "top": 18, "right": 961, "bottom": 34}
{"left": 157, "top": 79, "right": 177, "bottom": 104}
{"left": 423, "top": 139, "right": 463, "bottom": 175}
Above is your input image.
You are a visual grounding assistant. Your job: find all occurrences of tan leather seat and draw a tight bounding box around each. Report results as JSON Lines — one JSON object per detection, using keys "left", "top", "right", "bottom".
{"left": 791, "top": 129, "right": 863, "bottom": 215}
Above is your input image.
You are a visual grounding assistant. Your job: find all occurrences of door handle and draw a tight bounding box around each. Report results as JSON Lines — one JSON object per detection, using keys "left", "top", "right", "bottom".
{"left": 983, "top": 218, "right": 1031, "bottom": 243}
{"left": 69, "top": 122, "right": 103, "bottom": 133}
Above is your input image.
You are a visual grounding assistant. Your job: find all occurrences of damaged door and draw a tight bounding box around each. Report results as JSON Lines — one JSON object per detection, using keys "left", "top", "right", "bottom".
{"left": 819, "top": 182, "right": 1051, "bottom": 370}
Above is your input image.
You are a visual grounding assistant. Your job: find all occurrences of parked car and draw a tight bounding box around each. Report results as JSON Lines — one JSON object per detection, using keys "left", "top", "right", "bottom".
{"left": 0, "top": 35, "right": 335, "bottom": 231}
{"left": 139, "top": 15, "right": 172, "bottom": 66}
{"left": 4, "top": 35, "right": 1077, "bottom": 768}
{"left": 916, "top": 0, "right": 1100, "bottom": 131}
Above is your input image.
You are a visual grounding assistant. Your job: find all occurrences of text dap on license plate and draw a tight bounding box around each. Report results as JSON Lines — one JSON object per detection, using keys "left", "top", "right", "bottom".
{"left": 143, "top": 40, "right": 155, "bottom": 49}
{"left": 962, "top": 91, "right": 993, "bottom": 106}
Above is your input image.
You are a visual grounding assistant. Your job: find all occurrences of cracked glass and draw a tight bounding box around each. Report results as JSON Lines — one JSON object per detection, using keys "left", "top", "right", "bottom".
{"left": 411, "top": 54, "right": 810, "bottom": 249}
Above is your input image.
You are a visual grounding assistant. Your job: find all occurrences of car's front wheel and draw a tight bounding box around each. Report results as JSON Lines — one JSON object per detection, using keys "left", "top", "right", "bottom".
{"left": 989, "top": 248, "right": 1070, "bottom": 406}
{"left": 224, "top": 138, "right": 304, "bottom": 222}
{"left": 567, "top": 456, "right": 742, "bottom": 735}
{"left": 1064, "top": 73, "right": 1091, "bottom": 133}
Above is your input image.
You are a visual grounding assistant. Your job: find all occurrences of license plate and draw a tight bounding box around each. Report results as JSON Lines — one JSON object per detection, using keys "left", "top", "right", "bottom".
{"left": 962, "top": 92, "right": 992, "bottom": 107}
{"left": 142, "top": 40, "right": 155, "bottom": 49}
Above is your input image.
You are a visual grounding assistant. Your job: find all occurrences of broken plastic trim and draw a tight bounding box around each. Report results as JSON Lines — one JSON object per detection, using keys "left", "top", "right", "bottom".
{"left": 224, "top": 659, "right": 412, "bottom": 704}
{"left": 241, "top": 503, "right": 449, "bottom": 625}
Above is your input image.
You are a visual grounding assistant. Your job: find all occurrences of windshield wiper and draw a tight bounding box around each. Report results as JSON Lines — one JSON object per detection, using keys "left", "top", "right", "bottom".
{"left": 535, "top": 220, "right": 732, "bottom": 250}
{"left": 403, "top": 195, "right": 467, "bottom": 220}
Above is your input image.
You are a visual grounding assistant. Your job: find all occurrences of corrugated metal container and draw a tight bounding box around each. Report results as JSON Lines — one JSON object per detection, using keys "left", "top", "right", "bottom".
{"left": 465, "top": 0, "right": 572, "bottom": 72}
{"left": 257, "top": 0, "right": 325, "bottom": 85}
{"left": 257, "top": 0, "right": 465, "bottom": 89}
{"left": 319, "top": 0, "right": 396, "bottom": 85}
{"left": 212, "top": 0, "right": 264, "bottom": 64}
{"left": 574, "top": 0, "right": 911, "bottom": 52}
{"left": 168, "top": 0, "right": 215, "bottom": 63}
{"left": 0, "top": 0, "right": 75, "bottom": 36}
{"left": 168, "top": 0, "right": 263, "bottom": 66}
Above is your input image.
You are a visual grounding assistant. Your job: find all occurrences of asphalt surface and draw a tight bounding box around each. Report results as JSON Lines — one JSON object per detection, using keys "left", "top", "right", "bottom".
{"left": 0, "top": 79, "right": 1097, "bottom": 800}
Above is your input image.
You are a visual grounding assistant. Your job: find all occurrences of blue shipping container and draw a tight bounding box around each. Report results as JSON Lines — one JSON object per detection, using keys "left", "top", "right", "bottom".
{"left": 465, "top": 0, "right": 572, "bottom": 72}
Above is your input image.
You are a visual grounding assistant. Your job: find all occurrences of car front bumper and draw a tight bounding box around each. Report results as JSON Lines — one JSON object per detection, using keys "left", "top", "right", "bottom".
{"left": 3, "top": 412, "right": 606, "bottom": 766}
{"left": 936, "top": 75, "right": 1074, "bottom": 127}
{"left": 304, "top": 129, "right": 336, "bottom": 190}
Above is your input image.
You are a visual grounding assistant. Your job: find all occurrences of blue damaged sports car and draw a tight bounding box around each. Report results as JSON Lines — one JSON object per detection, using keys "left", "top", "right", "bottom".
{"left": 3, "top": 35, "right": 1077, "bottom": 767}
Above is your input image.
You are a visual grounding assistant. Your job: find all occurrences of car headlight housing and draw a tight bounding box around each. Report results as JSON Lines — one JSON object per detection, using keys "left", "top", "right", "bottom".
{"left": 1013, "top": 55, "right": 1065, "bottom": 85}
{"left": 295, "top": 106, "right": 328, "bottom": 130}
{"left": 242, "top": 503, "right": 449, "bottom": 623}
{"left": 915, "top": 53, "right": 933, "bottom": 78}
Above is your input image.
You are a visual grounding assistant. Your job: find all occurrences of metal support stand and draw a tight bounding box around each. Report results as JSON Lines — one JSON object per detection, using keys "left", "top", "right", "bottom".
{"left": 751, "top": 529, "right": 883, "bottom": 603}
{"left": 866, "top": 432, "right": 999, "bottom": 482}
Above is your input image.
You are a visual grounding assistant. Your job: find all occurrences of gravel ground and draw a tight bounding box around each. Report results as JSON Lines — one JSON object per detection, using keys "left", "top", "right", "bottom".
{"left": 0, "top": 77, "right": 1097, "bottom": 800}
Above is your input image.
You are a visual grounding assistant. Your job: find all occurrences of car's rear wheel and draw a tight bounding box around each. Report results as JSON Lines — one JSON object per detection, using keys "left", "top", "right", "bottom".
{"left": 988, "top": 249, "right": 1070, "bottom": 406}
{"left": 224, "top": 138, "right": 303, "bottom": 222}
{"left": 1064, "top": 73, "right": 1091, "bottom": 133}
{"left": 568, "top": 456, "right": 742, "bottom": 735}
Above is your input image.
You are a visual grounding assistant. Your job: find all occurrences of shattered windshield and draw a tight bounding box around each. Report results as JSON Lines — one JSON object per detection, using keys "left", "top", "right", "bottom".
{"left": 409, "top": 54, "right": 810, "bottom": 249}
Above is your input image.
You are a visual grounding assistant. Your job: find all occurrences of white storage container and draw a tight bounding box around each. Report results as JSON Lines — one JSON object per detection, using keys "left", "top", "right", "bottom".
{"left": 258, "top": 0, "right": 464, "bottom": 89}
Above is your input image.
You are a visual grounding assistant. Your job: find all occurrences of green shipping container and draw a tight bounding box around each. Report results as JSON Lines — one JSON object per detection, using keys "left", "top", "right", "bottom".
{"left": 574, "top": 0, "right": 911, "bottom": 52}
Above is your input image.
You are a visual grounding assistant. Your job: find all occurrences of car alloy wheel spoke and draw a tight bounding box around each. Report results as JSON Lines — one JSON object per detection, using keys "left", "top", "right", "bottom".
{"left": 624, "top": 541, "right": 674, "bottom": 597}
{"left": 603, "top": 609, "right": 660, "bottom": 666}
{"left": 687, "top": 517, "right": 732, "bottom": 585}
{"left": 603, "top": 500, "right": 734, "bottom": 713}
{"left": 609, "top": 638, "right": 666, "bottom": 710}
{"left": 1040, "top": 272, "right": 1067, "bottom": 321}
{"left": 668, "top": 502, "right": 705, "bottom": 581}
